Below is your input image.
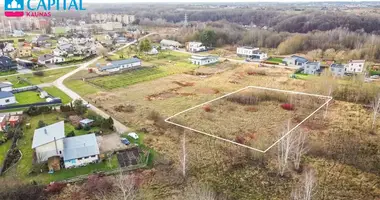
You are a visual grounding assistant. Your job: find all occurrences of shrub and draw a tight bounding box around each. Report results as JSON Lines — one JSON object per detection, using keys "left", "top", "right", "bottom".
{"left": 83, "top": 126, "right": 91, "bottom": 131}
{"left": 235, "top": 136, "right": 245, "bottom": 144}
{"left": 33, "top": 71, "right": 44, "bottom": 76}
{"left": 202, "top": 105, "right": 212, "bottom": 112}
{"left": 67, "top": 131, "right": 75, "bottom": 137}
{"left": 281, "top": 103, "right": 294, "bottom": 110}
{"left": 44, "top": 182, "right": 66, "bottom": 194}
{"left": 147, "top": 110, "right": 161, "bottom": 121}
{"left": 245, "top": 68, "right": 267, "bottom": 76}
{"left": 38, "top": 120, "right": 46, "bottom": 128}
{"left": 85, "top": 174, "right": 113, "bottom": 197}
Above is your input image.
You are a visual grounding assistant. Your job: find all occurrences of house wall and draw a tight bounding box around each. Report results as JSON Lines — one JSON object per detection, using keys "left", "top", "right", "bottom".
{"left": 236, "top": 47, "right": 259, "bottom": 56}
{"left": 191, "top": 58, "right": 218, "bottom": 66}
{"left": 303, "top": 64, "right": 320, "bottom": 75}
{"left": 331, "top": 67, "right": 345, "bottom": 77}
{"left": 0, "top": 96, "right": 16, "bottom": 106}
{"left": 35, "top": 140, "right": 64, "bottom": 163}
{"left": 64, "top": 155, "right": 99, "bottom": 168}
{"left": 346, "top": 62, "right": 364, "bottom": 73}
{"left": 105, "top": 61, "right": 141, "bottom": 72}
{"left": 0, "top": 86, "right": 13, "bottom": 92}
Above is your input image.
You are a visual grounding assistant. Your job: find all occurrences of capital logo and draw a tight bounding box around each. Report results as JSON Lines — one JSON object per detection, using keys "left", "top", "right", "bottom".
{"left": 4, "top": 0, "right": 24, "bottom": 17}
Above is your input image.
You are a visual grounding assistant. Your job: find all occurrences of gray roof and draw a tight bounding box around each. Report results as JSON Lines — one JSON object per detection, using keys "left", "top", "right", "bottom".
{"left": 0, "top": 82, "right": 12, "bottom": 88}
{"left": 38, "top": 54, "right": 54, "bottom": 62}
{"left": 331, "top": 63, "right": 345, "bottom": 68}
{"left": 0, "top": 91, "right": 14, "bottom": 98}
{"left": 80, "top": 118, "right": 94, "bottom": 124}
{"left": 32, "top": 121, "right": 65, "bottom": 149}
{"left": 160, "top": 39, "right": 182, "bottom": 46}
{"left": 63, "top": 133, "right": 100, "bottom": 161}
{"left": 191, "top": 55, "right": 219, "bottom": 60}
{"left": 99, "top": 58, "right": 141, "bottom": 71}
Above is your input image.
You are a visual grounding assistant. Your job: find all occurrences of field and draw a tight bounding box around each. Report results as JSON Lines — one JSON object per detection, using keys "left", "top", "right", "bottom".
{"left": 267, "top": 57, "right": 284, "bottom": 63}
{"left": 168, "top": 87, "right": 330, "bottom": 151}
{"left": 3, "top": 112, "right": 119, "bottom": 184}
{"left": 14, "top": 91, "right": 45, "bottom": 104}
{"left": 43, "top": 86, "right": 72, "bottom": 104}
{"left": 62, "top": 61, "right": 380, "bottom": 199}
{"left": 0, "top": 67, "right": 76, "bottom": 87}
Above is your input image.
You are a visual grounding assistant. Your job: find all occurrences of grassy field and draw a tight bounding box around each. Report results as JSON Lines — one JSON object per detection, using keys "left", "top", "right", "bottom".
{"left": 64, "top": 76, "right": 101, "bottom": 97}
{"left": 0, "top": 140, "right": 12, "bottom": 165}
{"left": 0, "top": 67, "right": 76, "bottom": 86}
{"left": 4, "top": 112, "right": 119, "bottom": 184}
{"left": 267, "top": 57, "right": 284, "bottom": 63}
{"left": 43, "top": 86, "right": 72, "bottom": 104}
{"left": 0, "top": 71, "right": 17, "bottom": 77}
{"left": 14, "top": 91, "right": 44, "bottom": 104}
{"left": 88, "top": 63, "right": 197, "bottom": 89}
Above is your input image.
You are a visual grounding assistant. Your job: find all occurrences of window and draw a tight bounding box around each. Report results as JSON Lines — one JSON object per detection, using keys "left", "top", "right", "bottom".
{"left": 5, "top": 99, "right": 9, "bottom": 103}
{"left": 84, "top": 156, "right": 89, "bottom": 159}
{"left": 78, "top": 158, "right": 82, "bottom": 160}
{"left": 91, "top": 155, "right": 96, "bottom": 158}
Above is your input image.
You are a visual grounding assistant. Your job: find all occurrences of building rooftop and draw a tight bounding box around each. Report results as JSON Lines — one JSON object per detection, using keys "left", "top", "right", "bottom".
{"left": 0, "top": 82, "right": 12, "bottom": 88}
{"left": 191, "top": 55, "right": 219, "bottom": 60}
{"left": 160, "top": 39, "right": 182, "bottom": 46}
{"left": 32, "top": 121, "right": 65, "bottom": 149}
{"left": 0, "top": 91, "right": 14, "bottom": 99}
{"left": 80, "top": 118, "right": 94, "bottom": 124}
{"left": 99, "top": 58, "right": 141, "bottom": 71}
{"left": 38, "top": 54, "right": 55, "bottom": 61}
{"left": 349, "top": 60, "right": 365, "bottom": 63}
{"left": 331, "top": 63, "right": 345, "bottom": 68}
{"left": 63, "top": 133, "right": 100, "bottom": 161}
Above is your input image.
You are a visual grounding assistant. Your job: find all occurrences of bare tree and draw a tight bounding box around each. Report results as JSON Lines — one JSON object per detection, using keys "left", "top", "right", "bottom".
{"left": 291, "top": 129, "right": 309, "bottom": 171}
{"left": 291, "top": 167, "right": 317, "bottom": 200}
{"left": 371, "top": 93, "right": 380, "bottom": 130}
{"left": 184, "top": 182, "right": 217, "bottom": 200}
{"left": 115, "top": 170, "right": 137, "bottom": 200}
{"left": 277, "top": 119, "right": 294, "bottom": 176}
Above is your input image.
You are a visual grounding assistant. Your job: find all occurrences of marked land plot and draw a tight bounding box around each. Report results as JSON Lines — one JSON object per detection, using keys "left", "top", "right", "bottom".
{"left": 166, "top": 86, "right": 332, "bottom": 153}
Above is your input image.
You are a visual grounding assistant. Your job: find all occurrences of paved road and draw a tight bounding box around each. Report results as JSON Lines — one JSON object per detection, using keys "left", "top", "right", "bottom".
{"left": 53, "top": 33, "right": 156, "bottom": 133}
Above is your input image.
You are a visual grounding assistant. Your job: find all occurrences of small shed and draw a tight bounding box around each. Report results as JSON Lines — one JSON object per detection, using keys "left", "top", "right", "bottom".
{"left": 80, "top": 118, "right": 94, "bottom": 127}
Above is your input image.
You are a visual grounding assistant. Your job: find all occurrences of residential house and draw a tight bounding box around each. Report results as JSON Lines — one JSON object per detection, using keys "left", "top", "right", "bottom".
{"left": 32, "top": 35, "right": 50, "bottom": 46}
{"left": 302, "top": 62, "right": 321, "bottom": 75}
{"left": 236, "top": 46, "right": 268, "bottom": 60}
{"left": 330, "top": 63, "right": 346, "bottom": 77}
{"left": 345, "top": 60, "right": 365, "bottom": 73}
{"left": 12, "top": 30, "right": 25, "bottom": 37}
{"left": 0, "top": 56, "right": 18, "bottom": 71}
{"left": 38, "top": 54, "right": 65, "bottom": 65}
{"left": 16, "top": 43, "right": 32, "bottom": 58}
{"left": 98, "top": 58, "right": 141, "bottom": 73}
{"left": 0, "top": 91, "right": 16, "bottom": 106}
{"left": 63, "top": 133, "right": 100, "bottom": 168}
{"left": 101, "top": 22, "right": 122, "bottom": 31}
{"left": 8, "top": 115, "right": 21, "bottom": 127}
{"left": 58, "top": 43, "right": 74, "bottom": 52}
{"left": 58, "top": 37, "right": 70, "bottom": 45}
{"left": 1, "top": 43, "right": 15, "bottom": 55}
{"left": 71, "top": 35, "right": 89, "bottom": 45}
{"left": 52, "top": 48, "right": 67, "bottom": 57}
{"left": 146, "top": 47, "right": 159, "bottom": 55}
{"left": 186, "top": 42, "right": 206, "bottom": 53}
{"left": 190, "top": 55, "right": 219, "bottom": 66}
{"left": 282, "top": 55, "right": 309, "bottom": 67}
{"left": 0, "top": 82, "right": 13, "bottom": 92}
{"left": 73, "top": 45, "right": 89, "bottom": 56}
{"left": 32, "top": 121, "right": 65, "bottom": 163}
{"left": 52, "top": 27, "right": 69, "bottom": 35}
{"left": 160, "top": 39, "right": 182, "bottom": 50}
{"left": 115, "top": 37, "right": 128, "bottom": 44}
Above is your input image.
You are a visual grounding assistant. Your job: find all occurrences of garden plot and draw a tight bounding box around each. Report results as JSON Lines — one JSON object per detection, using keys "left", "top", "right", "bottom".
{"left": 166, "top": 86, "right": 332, "bottom": 152}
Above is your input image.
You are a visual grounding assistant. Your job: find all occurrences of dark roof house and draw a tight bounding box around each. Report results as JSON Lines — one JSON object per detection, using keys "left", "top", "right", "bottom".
{"left": 0, "top": 56, "right": 18, "bottom": 71}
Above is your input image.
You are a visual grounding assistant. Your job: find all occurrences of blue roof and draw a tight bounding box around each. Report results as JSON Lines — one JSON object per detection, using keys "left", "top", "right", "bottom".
{"left": 99, "top": 58, "right": 141, "bottom": 71}
{"left": 63, "top": 133, "right": 100, "bottom": 161}
{"left": 0, "top": 91, "right": 14, "bottom": 99}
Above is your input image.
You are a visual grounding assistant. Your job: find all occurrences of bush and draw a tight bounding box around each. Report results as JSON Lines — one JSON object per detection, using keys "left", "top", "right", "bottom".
{"left": 235, "top": 136, "right": 245, "bottom": 144}
{"left": 202, "top": 105, "right": 212, "bottom": 112}
{"left": 85, "top": 174, "right": 113, "bottom": 197}
{"left": 38, "top": 120, "right": 46, "bottom": 128}
{"left": 75, "top": 125, "right": 82, "bottom": 130}
{"left": 83, "top": 126, "right": 91, "bottom": 131}
{"left": 25, "top": 106, "right": 52, "bottom": 116}
{"left": 67, "top": 131, "right": 75, "bottom": 137}
{"left": 281, "top": 103, "right": 294, "bottom": 111}
{"left": 44, "top": 182, "right": 66, "bottom": 194}
{"left": 147, "top": 110, "right": 161, "bottom": 121}
{"left": 0, "top": 183, "right": 46, "bottom": 200}
{"left": 33, "top": 71, "right": 44, "bottom": 76}
{"left": 245, "top": 68, "right": 267, "bottom": 76}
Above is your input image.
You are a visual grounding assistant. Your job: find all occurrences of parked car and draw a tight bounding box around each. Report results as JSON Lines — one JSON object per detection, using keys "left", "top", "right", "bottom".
{"left": 128, "top": 132, "right": 139, "bottom": 140}
{"left": 370, "top": 75, "right": 380, "bottom": 79}
{"left": 121, "top": 138, "right": 130, "bottom": 145}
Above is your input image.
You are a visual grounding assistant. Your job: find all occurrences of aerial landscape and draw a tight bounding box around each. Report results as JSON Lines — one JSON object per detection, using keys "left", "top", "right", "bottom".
{"left": 0, "top": 1, "right": 379, "bottom": 199}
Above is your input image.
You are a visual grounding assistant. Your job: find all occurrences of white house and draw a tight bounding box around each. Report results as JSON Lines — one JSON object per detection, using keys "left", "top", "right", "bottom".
{"left": 186, "top": 41, "right": 206, "bottom": 53}
{"left": 160, "top": 39, "right": 182, "bottom": 50}
{"left": 345, "top": 60, "right": 365, "bottom": 73}
{"left": 236, "top": 46, "right": 268, "bottom": 60}
{"left": 58, "top": 37, "right": 70, "bottom": 45}
{"left": 146, "top": 47, "right": 159, "bottom": 55}
{"left": 32, "top": 121, "right": 65, "bottom": 163}
{"left": 63, "top": 133, "right": 100, "bottom": 168}
{"left": 98, "top": 58, "right": 142, "bottom": 73}
{"left": 38, "top": 54, "right": 65, "bottom": 65}
{"left": 302, "top": 62, "right": 321, "bottom": 75}
{"left": 52, "top": 48, "right": 67, "bottom": 57}
{"left": 0, "top": 91, "right": 16, "bottom": 106}
{"left": 190, "top": 55, "right": 219, "bottom": 66}
{"left": 12, "top": 30, "right": 25, "bottom": 37}
{"left": 0, "top": 82, "right": 13, "bottom": 92}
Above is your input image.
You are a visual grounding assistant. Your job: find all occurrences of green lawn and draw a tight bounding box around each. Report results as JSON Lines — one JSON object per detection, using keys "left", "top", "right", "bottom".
{"left": 43, "top": 86, "right": 72, "bottom": 104}
{"left": 267, "top": 57, "right": 283, "bottom": 63}
{"left": 0, "top": 77, "right": 30, "bottom": 88}
{"left": 64, "top": 79, "right": 101, "bottom": 97}
{"left": 0, "top": 140, "right": 12, "bottom": 165}
{"left": 6, "top": 112, "right": 119, "bottom": 183}
{"left": 64, "top": 124, "right": 101, "bottom": 136}
{"left": 88, "top": 62, "right": 196, "bottom": 89}
{"left": 0, "top": 71, "right": 17, "bottom": 77}
{"left": 14, "top": 91, "right": 44, "bottom": 104}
